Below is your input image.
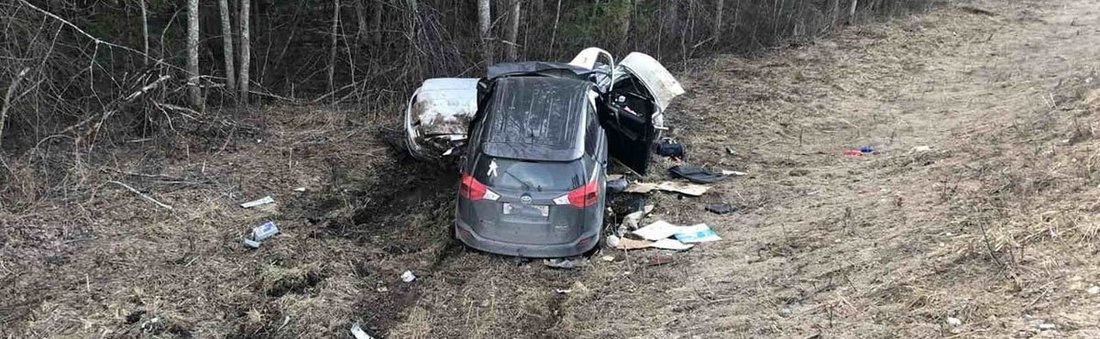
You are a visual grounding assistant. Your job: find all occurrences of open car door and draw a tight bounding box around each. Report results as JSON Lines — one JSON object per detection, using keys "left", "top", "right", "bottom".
{"left": 601, "top": 52, "right": 686, "bottom": 175}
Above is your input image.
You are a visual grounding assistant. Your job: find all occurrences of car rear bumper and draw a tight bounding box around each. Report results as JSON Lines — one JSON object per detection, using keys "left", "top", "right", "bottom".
{"left": 455, "top": 219, "right": 600, "bottom": 258}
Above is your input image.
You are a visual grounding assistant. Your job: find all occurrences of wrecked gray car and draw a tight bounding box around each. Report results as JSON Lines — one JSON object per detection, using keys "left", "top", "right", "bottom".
{"left": 405, "top": 49, "right": 684, "bottom": 257}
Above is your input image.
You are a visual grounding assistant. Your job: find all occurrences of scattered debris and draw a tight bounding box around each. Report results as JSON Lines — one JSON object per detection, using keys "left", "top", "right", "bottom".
{"left": 240, "top": 196, "right": 275, "bottom": 208}
{"left": 555, "top": 288, "right": 571, "bottom": 294}
{"left": 947, "top": 317, "right": 962, "bottom": 327}
{"left": 607, "top": 174, "right": 624, "bottom": 181}
{"left": 634, "top": 220, "right": 680, "bottom": 241}
{"left": 1038, "top": 323, "right": 1056, "bottom": 331}
{"left": 911, "top": 145, "right": 932, "bottom": 153}
{"left": 669, "top": 165, "right": 725, "bottom": 184}
{"left": 673, "top": 224, "right": 721, "bottom": 243}
{"left": 351, "top": 323, "right": 376, "bottom": 339}
{"left": 654, "top": 138, "right": 685, "bottom": 159}
{"left": 1088, "top": 285, "right": 1100, "bottom": 294}
{"left": 607, "top": 178, "right": 629, "bottom": 193}
{"left": 544, "top": 257, "right": 590, "bottom": 269}
{"left": 720, "top": 169, "right": 747, "bottom": 176}
{"left": 843, "top": 149, "right": 864, "bottom": 158}
{"left": 125, "top": 309, "right": 146, "bottom": 324}
{"left": 600, "top": 255, "right": 616, "bottom": 262}
{"left": 511, "top": 256, "right": 531, "bottom": 266}
{"left": 647, "top": 255, "right": 674, "bottom": 266}
{"left": 242, "top": 239, "right": 262, "bottom": 249}
{"left": 623, "top": 181, "right": 709, "bottom": 196}
{"left": 251, "top": 221, "right": 280, "bottom": 241}
{"left": 401, "top": 270, "right": 417, "bottom": 283}
{"left": 293, "top": 187, "right": 307, "bottom": 192}
{"left": 860, "top": 146, "right": 875, "bottom": 154}
{"left": 778, "top": 307, "right": 793, "bottom": 318}
{"left": 650, "top": 239, "right": 694, "bottom": 250}
{"left": 725, "top": 146, "right": 736, "bottom": 155}
{"left": 705, "top": 203, "right": 736, "bottom": 215}
{"left": 620, "top": 204, "right": 656, "bottom": 231}
{"left": 608, "top": 235, "right": 692, "bottom": 251}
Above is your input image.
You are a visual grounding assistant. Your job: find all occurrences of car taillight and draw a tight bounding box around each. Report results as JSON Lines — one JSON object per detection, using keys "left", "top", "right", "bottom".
{"left": 460, "top": 174, "right": 499, "bottom": 201}
{"left": 553, "top": 179, "right": 599, "bottom": 208}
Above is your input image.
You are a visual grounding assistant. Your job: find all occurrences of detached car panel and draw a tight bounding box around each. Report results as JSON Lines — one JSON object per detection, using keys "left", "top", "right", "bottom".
{"left": 404, "top": 78, "right": 479, "bottom": 161}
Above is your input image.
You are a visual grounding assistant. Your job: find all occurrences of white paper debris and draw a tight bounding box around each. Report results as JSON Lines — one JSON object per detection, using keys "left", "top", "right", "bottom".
{"left": 650, "top": 238, "right": 694, "bottom": 250}
{"left": 351, "top": 323, "right": 376, "bottom": 339}
{"left": 673, "top": 224, "right": 722, "bottom": 243}
{"left": 240, "top": 196, "right": 275, "bottom": 208}
{"left": 633, "top": 220, "right": 680, "bottom": 241}
{"left": 721, "top": 170, "right": 747, "bottom": 176}
{"left": 401, "top": 270, "right": 417, "bottom": 283}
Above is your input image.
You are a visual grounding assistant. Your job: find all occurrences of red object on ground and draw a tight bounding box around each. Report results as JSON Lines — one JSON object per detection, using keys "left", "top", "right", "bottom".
{"left": 843, "top": 150, "right": 863, "bottom": 157}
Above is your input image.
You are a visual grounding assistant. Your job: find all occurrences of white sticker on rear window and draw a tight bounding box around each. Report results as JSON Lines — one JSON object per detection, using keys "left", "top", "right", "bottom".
{"left": 488, "top": 159, "right": 499, "bottom": 177}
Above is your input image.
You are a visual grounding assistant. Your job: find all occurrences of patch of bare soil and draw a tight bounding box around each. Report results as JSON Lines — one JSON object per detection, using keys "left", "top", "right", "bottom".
{"left": 4, "top": 0, "right": 1100, "bottom": 338}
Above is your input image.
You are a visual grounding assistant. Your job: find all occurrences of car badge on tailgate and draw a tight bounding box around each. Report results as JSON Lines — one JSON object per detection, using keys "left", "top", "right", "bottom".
{"left": 520, "top": 195, "right": 533, "bottom": 205}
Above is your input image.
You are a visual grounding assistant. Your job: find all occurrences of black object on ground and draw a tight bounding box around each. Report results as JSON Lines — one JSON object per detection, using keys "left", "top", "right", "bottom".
{"left": 607, "top": 178, "right": 629, "bottom": 193}
{"left": 669, "top": 165, "right": 725, "bottom": 184}
{"left": 706, "top": 203, "right": 736, "bottom": 215}
{"left": 654, "top": 138, "right": 685, "bottom": 159}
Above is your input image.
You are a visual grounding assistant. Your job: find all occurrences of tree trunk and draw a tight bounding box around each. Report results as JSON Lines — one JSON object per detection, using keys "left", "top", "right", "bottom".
{"left": 477, "top": 0, "right": 492, "bottom": 65}
{"left": 329, "top": 0, "right": 340, "bottom": 96}
{"left": 354, "top": 0, "right": 369, "bottom": 45}
{"left": 550, "top": 0, "right": 561, "bottom": 55}
{"left": 505, "top": 0, "right": 521, "bottom": 61}
{"left": 139, "top": 0, "right": 149, "bottom": 66}
{"left": 372, "top": 0, "right": 383, "bottom": 47}
{"left": 186, "top": 0, "right": 202, "bottom": 110}
{"left": 714, "top": 0, "right": 724, "bottom": 46}
{"left": 848, "top": 0, "right": 858, "bottom": 24}
{"left": 238, "top": 0, "right": 251, "bottom": 103}
{"left": 219, "top": 0, "right": 236, "bottom": 93}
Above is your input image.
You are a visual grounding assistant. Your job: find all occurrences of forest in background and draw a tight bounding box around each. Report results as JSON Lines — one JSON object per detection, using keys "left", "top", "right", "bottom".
{"left": 0, "top": 0, "right": 938, "bottom": 206}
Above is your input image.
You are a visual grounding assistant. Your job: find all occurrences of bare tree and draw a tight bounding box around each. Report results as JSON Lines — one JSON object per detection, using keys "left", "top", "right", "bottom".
{"left": 505, "top": 0, "right": 521, "bottom": 61}
{"left": 239, "top": 0, "right": 251, "bottom": 103}
{"left": 139, "top": 0, "right": 150, "bottom": 66}
{"left": 848, "top": 0, "right": 859, "bottom": 24}
{"left": 478, "top": 0, "right": 492, "bottom": 65}
{"left": 329, "top": 0, "right": 340, "bottom": 96}
{"left": 354, "top": 0, "right": 369, "bottom": 45}
{"left": 219, "top": 0, "right": 236, "bottom": 92}
{"left": 186, "top": 0, "right": 202, "bottom": 109}
{"left": 714, "top": 0, "right": 725, "bottom": 46}
{"left": 372, "top": 0, "right": 383, "bottom": 47}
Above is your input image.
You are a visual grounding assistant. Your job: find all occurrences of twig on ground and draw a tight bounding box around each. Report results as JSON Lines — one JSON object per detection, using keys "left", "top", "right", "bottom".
{"left": 108, "top": 180, "right": 174, "bottom": 211}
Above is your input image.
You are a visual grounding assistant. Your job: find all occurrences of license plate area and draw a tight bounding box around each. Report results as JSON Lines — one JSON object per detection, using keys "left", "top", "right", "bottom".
{"left": 502, "top": 203, "right": 549, "bottom": 218}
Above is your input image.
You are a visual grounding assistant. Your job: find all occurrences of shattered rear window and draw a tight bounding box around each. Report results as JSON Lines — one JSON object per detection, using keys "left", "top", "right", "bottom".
{"left": 480, "top": 77, "right": 591, "bottom": 161}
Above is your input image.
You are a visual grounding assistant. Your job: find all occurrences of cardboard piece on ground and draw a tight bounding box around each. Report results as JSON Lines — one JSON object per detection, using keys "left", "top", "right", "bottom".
{"left": 624, "top": 181, "right": 710, "bottom": 196}
{"left": 240, "top": 196, "right": 275, "bottom": 208}
{"left": 650, "top": 238, "right": 694, "bottom": 250}
{"left": 624, "top": 182, "right": 658, "bottom": 194}
{"left": 607, "top": 174, "right": 624, "bottom": 181}
{"left": 673, "top": 223, "right": 722, "bottom": 243}
{"left": 657, "top": 181, "right": 709, "bottom": 196}
{"left": 615, "top": 237, "right": 654, "bottom": 250}
{"left": 633, "top": 220, "right": 680, "bottom": 241}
